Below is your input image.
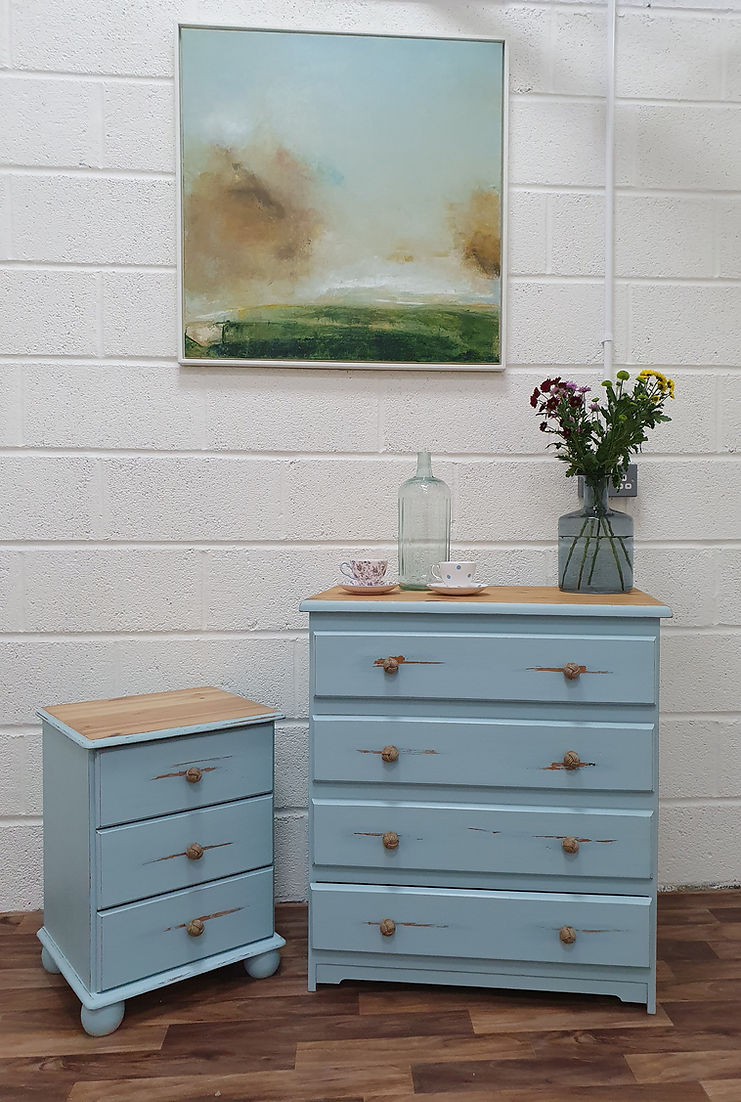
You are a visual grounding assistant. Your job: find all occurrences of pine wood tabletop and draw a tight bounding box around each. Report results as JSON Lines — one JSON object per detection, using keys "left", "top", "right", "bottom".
{"left": 305, "top": 585, "right": 670, "bottom": 607}
{"left": 41, "top": 686, "right": 280, "bottom": 742}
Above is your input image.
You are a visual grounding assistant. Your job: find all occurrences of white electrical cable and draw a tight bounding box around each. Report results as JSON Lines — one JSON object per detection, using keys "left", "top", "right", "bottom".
{"left": 603, "top": 0, "right": 617, "bottom": 379}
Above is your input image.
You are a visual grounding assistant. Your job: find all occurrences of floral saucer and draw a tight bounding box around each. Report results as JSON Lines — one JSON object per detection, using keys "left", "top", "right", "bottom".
{"left": 339, "top": 583, "right": 399, "bottom": 595}
{"left": 426, "top": 582, "right": 486, "bottom": 596}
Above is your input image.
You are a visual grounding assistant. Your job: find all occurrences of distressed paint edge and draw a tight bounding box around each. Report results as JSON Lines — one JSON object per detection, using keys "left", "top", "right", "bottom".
{"left": 312, "top": 959, "right": 651, "bottom": 1008}
{"left": 299, "top": 598, "right": 672, "bottom": 618}
{"left": 37, "top": 925, "right": 286, "bottom": 1010}
{"left": 36, "top": 711, "right": 285, "bottom": 749}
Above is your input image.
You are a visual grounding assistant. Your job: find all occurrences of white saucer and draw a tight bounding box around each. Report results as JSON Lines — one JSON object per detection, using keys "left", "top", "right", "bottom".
{"left": 339, "top": 583, "right": 399, "bottom": 595}
{"left": 427, "top": 583, "right": 486, "bottom": 596}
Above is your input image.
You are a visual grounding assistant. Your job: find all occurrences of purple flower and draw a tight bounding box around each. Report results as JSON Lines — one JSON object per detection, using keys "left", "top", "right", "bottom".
{"left": 589, "top": 401, "right": 600, "bottom": 411}
{"left": 564, "top": 381, "right": 579, "bottom": 391}
{"left": 579, "top": 386, "right": 591, "bottom": 394}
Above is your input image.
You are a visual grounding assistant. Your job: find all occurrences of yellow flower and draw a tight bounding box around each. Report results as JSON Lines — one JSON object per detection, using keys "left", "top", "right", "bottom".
{"left": 637, "top": 368, "right": 674, "bottom": 397}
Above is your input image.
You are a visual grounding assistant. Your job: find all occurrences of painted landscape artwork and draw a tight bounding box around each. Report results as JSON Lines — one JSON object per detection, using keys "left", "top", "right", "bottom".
{"left": 179, "top": 27, "right": 505, "bottom": 368}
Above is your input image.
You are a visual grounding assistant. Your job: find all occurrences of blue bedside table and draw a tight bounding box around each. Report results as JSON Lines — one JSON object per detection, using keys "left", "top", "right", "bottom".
{"left": 37, "top": 686, "right": 286, "bottom": 1035}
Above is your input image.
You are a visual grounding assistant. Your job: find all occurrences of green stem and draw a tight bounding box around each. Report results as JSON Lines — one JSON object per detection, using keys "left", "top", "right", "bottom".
{"left": 586, "top": 518, "right": 602, "bottom": 585}
{"left": 560, "top": 516, "right": 591, "bottom": 588}
{"left": 577, "top": 523, "right": 593, "bottom": 589}
{"left": 608, "top": 520, "right": 632, "bottom": 567}
{"left": 602, "top": 514, "right": 627, "bottom": 591}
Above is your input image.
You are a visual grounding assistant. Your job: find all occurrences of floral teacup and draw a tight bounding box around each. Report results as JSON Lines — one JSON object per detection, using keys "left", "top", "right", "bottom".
{"left": 340, "top": 559, "right": 388, "bottom": 586}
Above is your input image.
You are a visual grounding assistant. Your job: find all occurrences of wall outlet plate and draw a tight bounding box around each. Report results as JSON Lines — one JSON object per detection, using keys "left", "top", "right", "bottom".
{"left": 578, "top": 464, "right": 638, "bottom": 498}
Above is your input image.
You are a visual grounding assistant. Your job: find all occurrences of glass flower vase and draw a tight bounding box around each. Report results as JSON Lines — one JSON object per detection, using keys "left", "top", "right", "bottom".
{"left": 558, "top": 479, "right": 634, "bottom": 593}
{"left": 398, "top": 451, "right": 451, "bottom": 590}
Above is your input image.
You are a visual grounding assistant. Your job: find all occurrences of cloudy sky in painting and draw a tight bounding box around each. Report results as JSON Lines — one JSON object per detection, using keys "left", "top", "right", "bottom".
{"left": 180, "top": 27, "right": 504, "bottom": 312}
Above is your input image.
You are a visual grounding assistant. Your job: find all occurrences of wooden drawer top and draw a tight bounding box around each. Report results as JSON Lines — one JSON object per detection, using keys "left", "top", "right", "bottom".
{"left": 301, "top": 586, "right": 671, "bottom": 618}
{"left": 39, "top": 686, "right": 282, "bottom": 748}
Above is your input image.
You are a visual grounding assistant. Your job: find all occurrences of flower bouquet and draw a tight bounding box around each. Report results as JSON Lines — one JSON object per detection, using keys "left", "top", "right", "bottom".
{"left": 530, "top": 370, "right": 675, "bottom": 592}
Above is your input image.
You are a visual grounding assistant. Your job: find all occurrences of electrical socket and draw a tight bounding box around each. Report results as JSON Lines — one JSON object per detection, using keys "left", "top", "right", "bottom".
{"left": 578, "top": 463, "right": 638, "bottom": 499}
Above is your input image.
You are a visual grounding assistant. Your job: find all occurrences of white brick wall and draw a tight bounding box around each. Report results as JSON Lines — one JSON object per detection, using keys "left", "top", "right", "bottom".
{"left": 1, "top": 0, "right": 740, "bottom": 909}
{"left": 13, "top": 175, "right": 176, "bottom": 265}
{"left": 0, "top": 79, "right": 102, "bottom": 167}
{"left": 102, "top": 271, "right": 179, "bottom": 358}
{"left": 0, "top": 270, "right": 100, "bottom": 356}
{"left": 103, "top": 83, "right": 176, "bottom": 173}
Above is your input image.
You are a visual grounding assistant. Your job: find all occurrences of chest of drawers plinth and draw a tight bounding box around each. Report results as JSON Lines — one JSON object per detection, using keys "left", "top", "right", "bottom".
{"left": 37, "top": 686, "right": 286, "bottom": 1035}
{"left": 300, "top": 585, "right": 671, "bottom": 1012}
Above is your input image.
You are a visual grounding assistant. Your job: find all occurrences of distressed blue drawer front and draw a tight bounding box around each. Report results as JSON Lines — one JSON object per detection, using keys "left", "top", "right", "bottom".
{"left": 97, "top": 795, "right": 273, "bottom": 909}
{"left": 98, "top": 868, "right": 273, "bottom": 990}
{"left": 97, "top": 723, "right": 273, "bottom": 826}
{"left": 313, "top": 631, "right": 656, "bottom": 705}
{"left": 313, "top": 800, "right": 653, "bottom": 881}
{"left": 311, "top": 883, "right": 651, "bottom": 968}
{"left": 312, "top": 716, "right": 655, "bottom": 792}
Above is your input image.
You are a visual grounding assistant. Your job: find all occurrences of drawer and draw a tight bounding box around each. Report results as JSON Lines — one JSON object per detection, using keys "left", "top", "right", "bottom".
{"left": 97, "top": 795, "right": 273, "bottom": 908}
{"left": 98, "top": 868, "right": 273, "bottom": 990}
{"left": 311, "top": 883, "right": 651, "bottom": 969}
{"left": 313, "top": 800, "right": 653, "bottom": 881}
{"left": 313, "top": 630, "right": 656, "bottom": 705}
{"left": 312, "top": 716, "right": 654, "bottom": 792}
{"left": 96, "top": 723, "right": 273, "bottom": 826}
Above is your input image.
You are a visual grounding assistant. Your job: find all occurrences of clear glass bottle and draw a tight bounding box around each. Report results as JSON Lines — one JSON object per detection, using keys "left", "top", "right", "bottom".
{"left": 398, "top": 451, "right": 451, "bottom": 590}
{"left": 558, "top": 478, "right": 634, "bottom": 593}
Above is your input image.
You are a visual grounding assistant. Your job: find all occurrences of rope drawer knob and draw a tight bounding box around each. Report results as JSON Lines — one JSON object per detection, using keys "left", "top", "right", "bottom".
{"left": 186, "top": 843, "right": 204, "bottom": 861}
{"left": 382, "top": 657, "right": 399, "bottom": 675}
{"left": 185, "top": 767, "right": 203, "bottom": 784}
{"left": 562, "top": 751, "right": 581, "bottom": 770}
{"left": 382, "top": 831, "right": 399, "bottom": 850}
{"left": 561, "top": 837, "right": 579, "bottom": 854}
{"left": 563, "top": 663, "right": 582, "bottom": 680}
{"left": 379, "top": 918, "right": 396, "bottom": 937}
{"left": 186, "top": 919, "right": 205, "bottom": 937}
{"left": 559, "top": 925, "right": 577, "bottom": 945}
{"left": 381, "top": 745, "right": 399, "bottom": 763}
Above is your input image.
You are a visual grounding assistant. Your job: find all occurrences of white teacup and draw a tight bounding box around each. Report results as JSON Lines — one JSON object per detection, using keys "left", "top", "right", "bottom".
{"left": 430, "top": 561, "right": 478, "bottom": 587}
{"left": 340, "top": 558, "right": 388, "bottom": 586}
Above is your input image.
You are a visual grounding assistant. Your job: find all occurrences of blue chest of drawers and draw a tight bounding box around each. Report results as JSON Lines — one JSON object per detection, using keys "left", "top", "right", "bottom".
{"left": 37, "top": 686, "right": 286, "bottom": 1035}
{"left": 300, "top": 585, "right": 671, "bottom": 1012}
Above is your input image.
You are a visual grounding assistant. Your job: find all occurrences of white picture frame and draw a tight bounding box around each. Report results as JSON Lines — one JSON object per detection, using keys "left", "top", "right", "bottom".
{"left": 177, "top": 24, "right": 508, "bottom": 371}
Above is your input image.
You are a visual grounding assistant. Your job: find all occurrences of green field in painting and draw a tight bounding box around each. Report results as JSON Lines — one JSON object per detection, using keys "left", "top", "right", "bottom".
{"left": 184, "top": 304, "right": 499, "bottom": 364}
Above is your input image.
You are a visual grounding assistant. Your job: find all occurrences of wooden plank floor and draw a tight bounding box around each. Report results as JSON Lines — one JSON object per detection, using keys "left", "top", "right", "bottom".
{"left": 2, "top": 892, "right": 741, "bottom": 1101}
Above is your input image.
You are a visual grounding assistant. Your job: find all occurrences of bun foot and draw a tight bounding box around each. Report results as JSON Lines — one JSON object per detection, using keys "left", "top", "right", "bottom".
{"left": 244, "top": 948, "right": 281, "bottom": 979}
{"left": 40, "top": 946, "right": 61, "bottom": 974}
{"left": 81, "top": 1001, "right": 125, "bottom": 1036}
